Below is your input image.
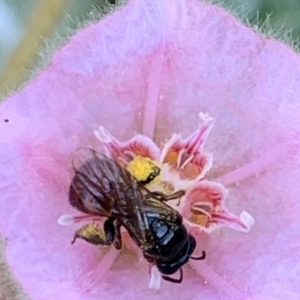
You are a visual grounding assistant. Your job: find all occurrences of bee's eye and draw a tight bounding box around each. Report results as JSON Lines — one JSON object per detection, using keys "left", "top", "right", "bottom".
{"left": 155, "top": 221, "right": 169, "bottom": 239}
{"left": 149, "top": 218, "right": 170, "bottom": 239}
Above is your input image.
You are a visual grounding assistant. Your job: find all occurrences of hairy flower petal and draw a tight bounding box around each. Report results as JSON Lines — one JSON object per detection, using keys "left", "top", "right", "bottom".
{"left": 0, "top": 0, "right": 300, "bottom": 299}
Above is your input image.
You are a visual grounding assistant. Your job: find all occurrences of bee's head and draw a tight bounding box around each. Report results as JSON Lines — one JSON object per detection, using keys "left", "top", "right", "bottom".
{"left": 143, "top": 217, "right": 197, "bottom": 276}
{"left": 155, "top": 233, "right": 196, "bottom": 275}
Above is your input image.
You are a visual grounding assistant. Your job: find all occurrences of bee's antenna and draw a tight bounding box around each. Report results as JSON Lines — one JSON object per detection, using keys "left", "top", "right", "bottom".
{"left": 191, "top": 250, "right": 206, "bottom": 260}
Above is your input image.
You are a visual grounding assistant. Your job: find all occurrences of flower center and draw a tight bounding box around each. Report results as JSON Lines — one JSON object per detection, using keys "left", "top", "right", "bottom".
{"left": 164, "top": 150, "right": 200, "bottom": 180}
{"left": 126, "top": 156, "right": 178, "bottom": 196}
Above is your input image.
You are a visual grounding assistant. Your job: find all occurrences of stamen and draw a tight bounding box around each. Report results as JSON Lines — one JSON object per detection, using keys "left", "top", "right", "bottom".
{"left": 57, "top": 214, "right": 101, "bottom": 226}
{"left": 211, "top": 212, "right": 249, "bottom": 231}
{"left": 58, "top": 214, "right": 77, "bottom": 226}
{"left": 93, "top": 125, "right": 124, "bottom": 158}
{"left": 184, "top": 113, "right": 215, "bottom": 157}
{"left": 192, "top": 201, "right": 214, "bottom": 210}
{"left": 149, "top": 265, "right": 162, "bottom": 290}
{"left": 179, "top": 152, "right": 195, "bottom": 170}
{"left": 94, "top": 125, "right": 112, "bottom": 143}
{"left": 176, "top": 148, "right": 184, "bottom": 168}
{"left": 191, "top": 207, "right": 212, "bottom": 218}
{"left": 123, "top": 150, "right": 136, "bottom": 160}
{"left": 239, "top": 211, "right": 255, "bottom": 231}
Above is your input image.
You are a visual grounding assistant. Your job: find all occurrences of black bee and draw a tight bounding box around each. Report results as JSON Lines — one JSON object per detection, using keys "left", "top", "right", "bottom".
{"left": 69, "top": 148, "right": 206, "bottom": 283}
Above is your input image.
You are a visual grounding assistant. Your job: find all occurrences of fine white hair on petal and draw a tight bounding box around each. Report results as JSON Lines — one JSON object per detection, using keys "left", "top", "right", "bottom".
{"left": 239, "top": 210, "right": 255, "bottom": 231}
{"left": 148, "top": 265, "right": 162, "bottom": 290}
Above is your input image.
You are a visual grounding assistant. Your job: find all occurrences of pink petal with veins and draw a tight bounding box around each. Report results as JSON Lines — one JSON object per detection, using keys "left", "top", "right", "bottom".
{"left": 0, "top": 0, "right": 300, "bottom": 299}
{"left": 94, "top": 125, "right": 160, "bottom": 163}
{"left": 181, "top": 180, "right": 248, "bottom": 232}
{"left": 160, "top": 113, "right": 215, "bottom": 181}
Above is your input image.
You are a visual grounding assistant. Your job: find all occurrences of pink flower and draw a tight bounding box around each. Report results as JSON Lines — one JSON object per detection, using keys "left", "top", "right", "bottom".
{"left": 62, "top": 112, "right": 253, "bottom": 231}
{"left": 59, "top": 112, "right": 254, "bottom": 288}
{"left": 1, "top": 0, "right": 300, "bottom": 299}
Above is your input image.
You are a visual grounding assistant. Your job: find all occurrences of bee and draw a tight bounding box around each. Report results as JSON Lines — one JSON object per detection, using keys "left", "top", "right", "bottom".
{"left": 69, "top": 148, "right": 206, "bottom": 283}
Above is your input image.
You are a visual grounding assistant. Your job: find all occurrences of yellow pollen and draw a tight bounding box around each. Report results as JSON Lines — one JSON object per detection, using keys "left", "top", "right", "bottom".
{"left": 76, "top": 223, "right": 105, "bottom": 240}
{"left": 127, "top": 156, "right": 162, "bottom": 186}
{"left": 164, "top": 151, "right": 199, "bottom": 179}
{"left": 190, "top": 212, "right": 209, "bottom": 227}
{"left": 164, "top": 151, "right": 179, "bottom": 164}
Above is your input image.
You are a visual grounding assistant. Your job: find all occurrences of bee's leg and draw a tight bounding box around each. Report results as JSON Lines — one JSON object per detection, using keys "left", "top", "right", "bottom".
{"left": 162, "top": 268, "right": 183, "bottom": 284}
{"left": 191, "top": 250, "right": 206, "bottom": 260}
{"left": 113, "top": 220, "right": 122, "bottom": 250}
{"left": 71, "top": 219, "right": 115, "bottom": 246}
{"left": 150, "top": 190, "right": 185, "bottom": 202}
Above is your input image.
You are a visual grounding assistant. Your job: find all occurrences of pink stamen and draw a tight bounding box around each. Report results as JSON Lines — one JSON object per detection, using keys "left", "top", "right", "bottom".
{"left": 183, "top": 115, "right": 215, "bottom": 156}
{"left": 73, "top": 215, "right": 102, "bottom": 223}
{"left": 58, "top": 214, "right": 102, "bottom": 226}
{"left": 176, "top": 148, "right": 193, "bottom": 168}
{"left": 192, "top": 201, "right": 214, "bottom": 210}
{"left": 123, "top": 150, "right": 136, "bottom": 159}
{"left": 179, "top": 152, "right": 194, "bottom": 169}
{"left": 211, "top": 212, "right": 247, "bottom": 229}
{"left": 94, "top": 126, "right": 124, "bottom": 156}
{"left": 191, "top": 207, "right": 212, "bottom": 217}
{"left": 176, "top": 148, "right": 183, "bottom": 168}
{"left": 186, "top": 124, "right": 209, "bottom": 156}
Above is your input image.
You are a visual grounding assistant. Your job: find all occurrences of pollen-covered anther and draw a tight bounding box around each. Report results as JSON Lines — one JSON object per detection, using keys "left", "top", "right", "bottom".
{"left": 126, "top": 156, "right": 162, "bottom": 185}
{"left": 190, "top": 202, "right": 213, "bottom": 227}
{"left": 72, "top": 223, "right": 106, "bottom": 245}
{"left": 191, "top": 202, "right": 213, "bottom": 216}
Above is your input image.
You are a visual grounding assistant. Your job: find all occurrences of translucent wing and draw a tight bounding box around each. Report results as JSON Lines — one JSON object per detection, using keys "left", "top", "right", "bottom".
{"left": 69, "top": 148, "right": 151, "bottom": 245}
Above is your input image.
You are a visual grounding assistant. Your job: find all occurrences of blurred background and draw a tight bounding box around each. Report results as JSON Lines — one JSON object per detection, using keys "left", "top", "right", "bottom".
{"left": 0, "top": 0, "right": 299, "bottom": 98}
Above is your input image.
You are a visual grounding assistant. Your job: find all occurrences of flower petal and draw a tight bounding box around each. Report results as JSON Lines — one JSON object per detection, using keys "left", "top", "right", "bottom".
{"left": 160, "top": 113, "right": 214, "bottom": 181}
{"left": 0, "top": 0, "right": 300, "bottom": 299}
{"left": 94, "top": 125, "right": 160, "bottom": 163}
{"left": 209, "top": 209, "right": 253, "bottom": 232}
{"left": 181, "top": 180, "right": 254, "bottom": 233}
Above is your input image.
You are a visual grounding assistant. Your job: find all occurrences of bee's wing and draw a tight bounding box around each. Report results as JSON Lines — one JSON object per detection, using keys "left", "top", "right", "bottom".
{"left": 69, "top": 148, "right": 151, "bottom": 244}
{"left": 143, "top": 198, "right": 180, "bottom": 223}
